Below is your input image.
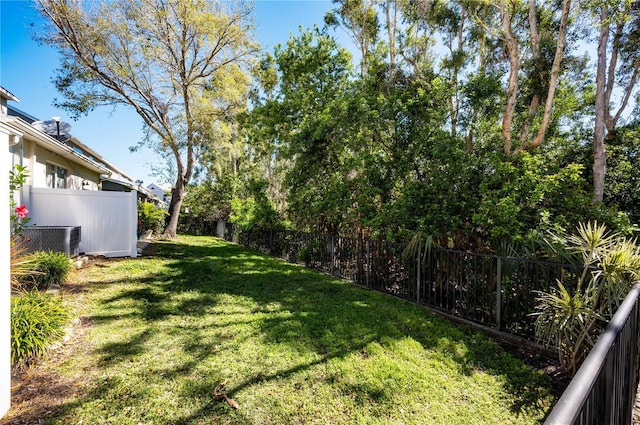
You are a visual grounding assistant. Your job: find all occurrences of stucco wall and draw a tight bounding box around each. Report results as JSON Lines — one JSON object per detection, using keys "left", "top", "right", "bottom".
{"left": 25, "top": 140, "right": 101, "bottom": 191}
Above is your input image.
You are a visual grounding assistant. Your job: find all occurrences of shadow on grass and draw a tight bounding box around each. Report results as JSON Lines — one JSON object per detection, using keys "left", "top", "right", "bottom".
{"left": 47, "top": 237, "right": 553, "bottom": 424}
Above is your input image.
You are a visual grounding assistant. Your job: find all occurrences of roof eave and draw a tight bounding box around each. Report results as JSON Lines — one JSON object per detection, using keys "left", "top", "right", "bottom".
{"left": 0, "top": 87, "right": 19, "bottom": 102}
{"left": 7, "top": 117, "right": 112, "bottom": 175}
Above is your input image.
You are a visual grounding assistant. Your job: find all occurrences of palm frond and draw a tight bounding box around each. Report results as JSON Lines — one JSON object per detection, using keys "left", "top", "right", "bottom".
{"left": 402, "top": 231, "right": 435, "bottom": 263}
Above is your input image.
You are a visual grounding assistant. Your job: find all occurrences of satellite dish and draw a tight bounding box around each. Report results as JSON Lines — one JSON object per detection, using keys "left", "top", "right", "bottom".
{"left": 32, "top": 120, "right": 73, "bottom": 139}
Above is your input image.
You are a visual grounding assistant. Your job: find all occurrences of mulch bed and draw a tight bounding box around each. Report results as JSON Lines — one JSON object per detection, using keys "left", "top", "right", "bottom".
{"left": 1, "top": 315, "right": 91, "bottom": 425}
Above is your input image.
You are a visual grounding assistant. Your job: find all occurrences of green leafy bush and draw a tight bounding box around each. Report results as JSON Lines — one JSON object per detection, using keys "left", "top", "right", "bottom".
{"left": 138, "top": 201, "right": 168, "bottom": 236}
{"left": 230, "top": 181, "right": 280, "bottom": 231}
{"left": 11, "top": 290, "right": 72, "bottom": 364}
{"left": 29, "top": 251, "right": 73, "bottom": 290}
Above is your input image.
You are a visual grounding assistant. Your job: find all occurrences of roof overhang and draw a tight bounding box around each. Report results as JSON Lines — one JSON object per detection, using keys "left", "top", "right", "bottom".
{"left": 0, "top": 87, "right": 19, "bottom": 102}
{"left": 6, "top": 117, "right": 112, "bottom": 175}
{"left": 68, "top": 136, "right": 136, "bottom": 182}
{"left": 100, "top": 176, "right": 137, "bottom": 191}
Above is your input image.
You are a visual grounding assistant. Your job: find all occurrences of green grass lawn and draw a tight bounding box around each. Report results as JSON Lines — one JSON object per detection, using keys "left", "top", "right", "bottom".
{"left": 45, "top": 235, "right": 555, "bottom": 424}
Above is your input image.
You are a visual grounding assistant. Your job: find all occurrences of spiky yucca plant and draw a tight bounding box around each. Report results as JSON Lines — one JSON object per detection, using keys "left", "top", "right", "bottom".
{"left": 533, "top": 222, "right": 640, "bottom": 375}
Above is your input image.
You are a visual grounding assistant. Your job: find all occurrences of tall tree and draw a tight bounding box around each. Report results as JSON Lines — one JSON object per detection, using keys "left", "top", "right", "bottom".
{"left": 248, "top": 28, "right": 356, "bottom": 232}
{"left": 325, "top": 0, "right": 379, "bottom": 75}
{"left": 36, "top": 0, "right": 256, "bottom": 237}
{"left": 591, "top": 0, "right": 640, "bottom": 202}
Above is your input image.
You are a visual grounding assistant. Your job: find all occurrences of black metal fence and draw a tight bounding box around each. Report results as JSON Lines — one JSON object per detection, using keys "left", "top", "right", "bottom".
{"left": 544, "top": 283, "right": 640, "bottom": 425}
{"left": 228, "top": 225, "right": 582, "bottom": 340}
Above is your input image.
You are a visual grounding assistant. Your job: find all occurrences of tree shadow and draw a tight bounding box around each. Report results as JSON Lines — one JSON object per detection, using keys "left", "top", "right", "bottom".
{"left": 46, "top": 237, "right": 553, "bottom": 424}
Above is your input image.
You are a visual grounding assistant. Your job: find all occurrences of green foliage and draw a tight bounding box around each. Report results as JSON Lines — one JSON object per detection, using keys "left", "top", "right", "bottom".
{"left": 9, "top": 164, "right": 31, "bottom": 235}
{"left": 138, "top": 202, "right": 168, "bottom": 236}
{"left": 178, "top": 175, "right": 242, "bottom": 234}
{"left": 230, "top": 180, "right": 280, "bottom": 231}
{"left": 605, "top": 124, "right": 640, "bottom": 223}
{"left": 27, "top": 251, "right": 73, "bottom": 291}
{"left": 246, "top": 27, "right": 355, "bottom": 233}
{"left": 244, "top": 16, "right": 623, "bottom": 250}
{"left": 230, "top": 197, "right": 257, "bottom": 231}
{"left": 472, "top": 152, "right": 594, "bottom": 247}
{"left": 9, "top": 164, "right": 29, "bottom": 203}
{"left": 11, "top": 290, "right": 71, "bottom": 364}
{"left": 231, "top": 0, "right": 638, "bottom": 252}
{"left": 533, "top": 222, "right": 640, "bottom": 375}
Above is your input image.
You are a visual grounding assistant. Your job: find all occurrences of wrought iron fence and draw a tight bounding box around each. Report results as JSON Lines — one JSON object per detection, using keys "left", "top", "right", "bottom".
{"left": 223, "top": 223, "right": 583, "bottom": 339}
{"left": 544, "top": 283, "right": 640, "bottom": 425}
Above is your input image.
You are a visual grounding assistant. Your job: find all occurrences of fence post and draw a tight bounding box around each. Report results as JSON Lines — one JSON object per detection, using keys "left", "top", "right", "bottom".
{"left": 269, "top": 228, "right": 273, "bottom": 255}
{"left": 496, "top": 257, "right": 502, "bottom": 330}
{"left": 416, "top": 253, "right": 421, "bottom": 304}
{"left": 366, "top": 239, "right": 370, "bottom": 288}
{"left": 330, "top": 235, "right": 335, "bottom": 276}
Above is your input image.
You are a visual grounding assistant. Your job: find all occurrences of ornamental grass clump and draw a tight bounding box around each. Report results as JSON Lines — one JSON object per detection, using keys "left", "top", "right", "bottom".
{"left": 29, "top": 251, "right": 73, "bottom": 291}
{"left": 10, "top": 236, "right": 39, "bottom": 292}
{"left": 533, "top": 222, "right": 640, "bottom": 375}
{"left": 11, "top": 290, "right": 72, "bottom": 365}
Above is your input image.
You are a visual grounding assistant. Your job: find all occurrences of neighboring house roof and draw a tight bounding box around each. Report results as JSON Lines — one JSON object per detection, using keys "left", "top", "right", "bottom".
{"left": 7, "top": 105, "right": 37, "bottom": 122}
{"left": 67, "top": 135, "right": 136, "bottom": 183}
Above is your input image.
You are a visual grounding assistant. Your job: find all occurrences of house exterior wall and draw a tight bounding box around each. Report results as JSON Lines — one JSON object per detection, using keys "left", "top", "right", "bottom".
{"left": 147, "top": 183, "right": 172, "bottom": 203}
{"left": 28, "top": 141, "right": 101, "bottom": 191}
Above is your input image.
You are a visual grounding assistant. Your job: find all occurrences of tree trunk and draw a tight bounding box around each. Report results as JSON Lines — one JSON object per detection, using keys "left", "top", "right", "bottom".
{"left": 593, "top": 5, "right": 609, "bottom": 203}
{"left": 501, "top": 2, "right": 520, "bottom": 155}
{"left": 513, "top": 0, "right": 571, "bottom": 155}
{"left": 164, "top": 177, "right": 186, "bottom": 238}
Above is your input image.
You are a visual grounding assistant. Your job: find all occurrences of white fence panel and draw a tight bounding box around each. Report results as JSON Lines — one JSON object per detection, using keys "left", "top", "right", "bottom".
{"left": 28, "top": 187, "right": 137, "bottom": 257}
{"left": 2, "top": 128, "right": 12, "bottom": 418}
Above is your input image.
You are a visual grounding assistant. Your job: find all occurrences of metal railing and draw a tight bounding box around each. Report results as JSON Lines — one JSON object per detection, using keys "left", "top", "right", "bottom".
{"left": 230, "top": 225, "right": 582, "bottom": 340}
{"left": 544, "top": 282, "right": 640, "bottom": 425}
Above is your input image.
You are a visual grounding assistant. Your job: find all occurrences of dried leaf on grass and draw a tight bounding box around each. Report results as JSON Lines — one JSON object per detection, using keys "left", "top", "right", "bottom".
{"left": 213, "top": 380, "right": 240, "bottom": 409}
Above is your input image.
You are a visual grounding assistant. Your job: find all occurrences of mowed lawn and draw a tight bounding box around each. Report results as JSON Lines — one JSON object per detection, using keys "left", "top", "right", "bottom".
{"left": 41, "top": 235, "right": 555, "bottom": 424}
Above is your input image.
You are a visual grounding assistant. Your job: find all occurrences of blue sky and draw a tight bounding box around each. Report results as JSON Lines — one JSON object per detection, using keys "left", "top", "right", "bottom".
{"left": 0, "top": 0, "right": 342, "bottom": 186}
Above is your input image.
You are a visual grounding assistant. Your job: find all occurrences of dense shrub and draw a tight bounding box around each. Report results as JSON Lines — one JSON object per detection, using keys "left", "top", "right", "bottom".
{"left": 11, "top": 290, "right": 72, "bottom": 364}
{"left": 230, "top": 179, "right": 282, "bottom": 231}
{"left": 29, "top": 251, "right": 73, "bottom": 290}
{"left": 138, "top": 201, "right": 168, "bottom": 236}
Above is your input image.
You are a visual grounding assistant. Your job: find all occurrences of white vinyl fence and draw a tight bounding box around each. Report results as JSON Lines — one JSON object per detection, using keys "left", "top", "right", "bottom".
{"left": 1, "top": 128, "right": 12, "bottom": 418}
{"left": 27, "top": 187, "right": 137, "bottom": 257}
